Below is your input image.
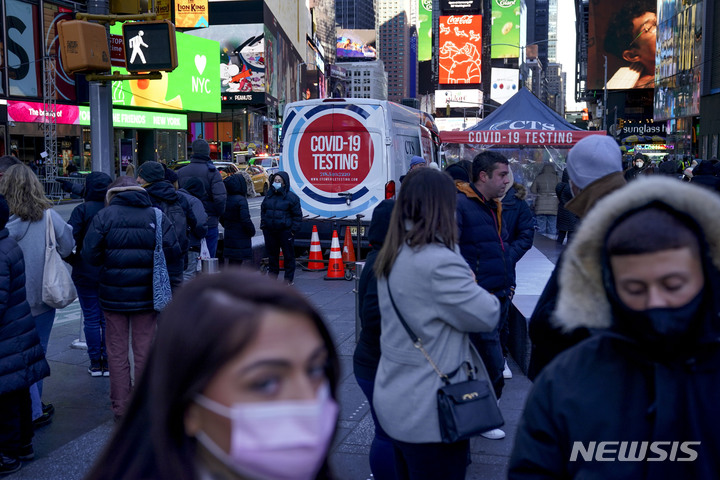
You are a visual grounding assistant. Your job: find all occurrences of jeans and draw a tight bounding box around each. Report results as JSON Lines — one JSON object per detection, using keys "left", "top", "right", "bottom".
{"left": 205, "top": 226, "right": 219, "bottom": 258}
{"left": 470, "top": 296, "right": 510, "bottom": 400}
{"left": 535, "top": 214, "right": 557, "bottom": 235}
{"left": 183, "top": 250, "right": 199, "bottom": 282}
{"left": 356, "top": 375, "right": 397, "bottom": 480}
{"left": 30, "top": 310, "right": 55, "bottom": 420}
{"left": 392, "top": 437, "right": 470, "bottom": 480}
{"left": 76, "top": 285, "right": 106, "bottom": 362}
{"left": 264, "top": 230, "right": 296, "bottom": 283}
{"left": 104, "top": 311, "right": 157, "bottom": 417}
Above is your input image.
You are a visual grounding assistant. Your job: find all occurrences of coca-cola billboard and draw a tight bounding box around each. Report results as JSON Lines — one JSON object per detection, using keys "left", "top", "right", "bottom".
{"left": 440, "top": 0, "right": 481, "bottom": 13}
{"left": 439, "top": 15, "right": 482, "bottom": 85}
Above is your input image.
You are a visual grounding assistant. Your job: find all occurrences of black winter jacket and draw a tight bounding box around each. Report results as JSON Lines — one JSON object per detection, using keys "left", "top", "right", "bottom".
{"left": 0, "top": 229, "right": 50, "bottom": 395}
{"left": 144, "top": 180, "right": 198, "bottom": 255}
{"left": 555, "top": 170, "right": 579, "bottom": 233}
{"left": 176, "top": 154, "right": 227, "bottom": 227}
{"left": 352, "top": 199, "right": 395, "bottom": 381}
{"left": 67, "top": 172, "right": 112, "bottom": 289}
{"left": 260, "top": 172, "right": 302, "bottom": 234}
{"left": 456, "top": 182, "right": 512, "bottom": 296}
{"left": 83, "top": 186, "right": 182, "bottom": 312}
{"left": 220, "top": 175, "right": 256, "bottom": 261}
{"left": 501, "top": 184, "right": 535, "bottom": 286}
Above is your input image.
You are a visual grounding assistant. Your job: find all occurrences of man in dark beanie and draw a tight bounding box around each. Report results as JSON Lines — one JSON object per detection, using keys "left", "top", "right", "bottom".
{"left": 137, "top": 161, "right": 197, "bottom": 287}
{"left": 176, "top": 139, "right": 226, "bottom": 257}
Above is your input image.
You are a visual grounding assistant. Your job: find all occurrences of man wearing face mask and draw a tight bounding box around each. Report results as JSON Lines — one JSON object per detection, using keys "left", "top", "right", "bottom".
{"left": 260, "top": 172, "right": 302, "bottom": 285}
{"left": 624, "top": 153, "right": 647, "bottom": 182}
{"left": 509, "top": 177, "right": 720, "bottom": 479}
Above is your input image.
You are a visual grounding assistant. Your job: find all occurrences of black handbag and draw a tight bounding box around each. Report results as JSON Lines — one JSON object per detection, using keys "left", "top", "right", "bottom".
{"left": 386, "top": 282, "right": 504, "bottom": 443}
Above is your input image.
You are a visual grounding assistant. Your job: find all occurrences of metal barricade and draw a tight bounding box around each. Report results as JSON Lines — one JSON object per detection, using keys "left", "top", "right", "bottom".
{"left": 44, "top": 176, "right": 87, "bottom": 203}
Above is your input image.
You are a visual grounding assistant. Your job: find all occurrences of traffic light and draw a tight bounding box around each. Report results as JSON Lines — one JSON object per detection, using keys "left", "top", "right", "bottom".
{"left": 57, "top": 20, "right": 112, "bottom": 73}
{"left": 122, "top": 20, "right": 177, "bottom": 73}
{"left": 110, "top": 0, "right": 145, "bottom": 14}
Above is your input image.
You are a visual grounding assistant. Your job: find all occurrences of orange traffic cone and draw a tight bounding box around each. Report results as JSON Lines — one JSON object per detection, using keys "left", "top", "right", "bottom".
{"left": 307, "top": 225, "right": 324, "bottom": 271}
{"left": 324, "top": 230, "right": 345, "bottom": 280}
{"left": 342, "top": 226, "right": 356, "bottom": 263}
{"left": 279, "top": 249, "right": 284, "bottom": 270}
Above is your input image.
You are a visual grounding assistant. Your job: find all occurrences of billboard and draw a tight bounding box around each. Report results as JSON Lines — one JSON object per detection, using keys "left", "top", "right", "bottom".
{"left": 440, "top": 0, "right": 481, "bottom": 13}
{"left": 439, "top": 15, "right": 482, "bottom": 85}
{"left": 6, "top": 0, "right": 41, "bottom": 97}
{"left": 110, "top": 24, "right": 221, "bottom": 113}
{"left": 490, "top": 68, "right": 519, "bottom": 104}
{"left": 175, "top": 0, "right": 209, "bottom": 28}
{"left": 435, "top": 89, "right": 483, "bottom": 109}
{"left": 336, "top": 29, "right": 377, "bottom": 60}
{"left": 418, "top": 0, "right": 433, "bottom": 62}
{"left": 587, "top": 0, "right": 656, "bottom": 90}
{"left": 491, "top": 0, "right": 520, "bottom": 59}
{"left": 186, "top": 24, "right": 266, "bottom": 104}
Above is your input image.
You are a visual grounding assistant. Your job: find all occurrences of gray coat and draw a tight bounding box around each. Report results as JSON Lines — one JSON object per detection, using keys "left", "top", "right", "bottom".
{"left": 531, "top": 164, "right": 559, "bottom": 215}
{"left": 7, "top": 210, "right": 74, "bottom": 316}
{"left": 374, "top": 243, "right": 500, "bottom": 443}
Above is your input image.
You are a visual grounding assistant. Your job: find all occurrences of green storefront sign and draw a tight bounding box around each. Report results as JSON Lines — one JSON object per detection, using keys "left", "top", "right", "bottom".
{"left": 79, "top": 106, "right": 188, "bottom": 130}
{"left": 418, "top": 0, "right": 432, "bottom": 62}
{"left": 110, "top": 24, "right": 221, "bottom": 113}
{"left": 491, "top": 0, "right": 520, "bottom": 59}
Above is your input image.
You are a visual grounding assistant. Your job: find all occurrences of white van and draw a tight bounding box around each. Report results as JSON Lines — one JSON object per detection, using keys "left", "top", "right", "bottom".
{"left": 281, "top": 98, "right": 440, "bottom": 251}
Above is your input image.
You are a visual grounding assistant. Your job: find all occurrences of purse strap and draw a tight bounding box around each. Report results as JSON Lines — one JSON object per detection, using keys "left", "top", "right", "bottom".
{"left": 45, "top": 210, "right": 57, "bottom": 250}
{"left": 153, "top": 208, "right": 163, "bottom": 252}
{"left": 385, "top": 280, "right": 453, "bottom": 385}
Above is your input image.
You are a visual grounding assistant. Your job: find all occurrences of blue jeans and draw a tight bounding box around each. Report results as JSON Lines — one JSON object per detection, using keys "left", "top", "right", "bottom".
{"left": 183, "top": 250, "right": 199, "bottom": 282}
{"left": 356, "top": 375, "right": 398, "bottom": 480}
{"left": 76, "top": 285, "right": 106, "bottom": 362}
{"left": 535, "top": 214, "right": 557, "bottom": 235}
{"left": 30, "top": 309, "right": 55, "bottom": 420}
{"left": 205, "top": 226, "right": 219, "bottom": 258}
{"left": 470, "top": 296, "right": 510, "bottom": 400}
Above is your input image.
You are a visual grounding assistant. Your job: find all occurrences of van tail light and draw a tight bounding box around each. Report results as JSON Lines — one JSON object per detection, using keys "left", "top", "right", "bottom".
{"left": 385, "top": 180, "right": 396, "bottom": 199}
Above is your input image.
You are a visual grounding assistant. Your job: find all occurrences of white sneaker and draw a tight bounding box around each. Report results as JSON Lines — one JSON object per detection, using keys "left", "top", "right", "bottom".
{"left": 480, "top": 428, "right": 506, "bottom": 440}
{"left": 503, "top": 359, "right": 512, "bottom": 379}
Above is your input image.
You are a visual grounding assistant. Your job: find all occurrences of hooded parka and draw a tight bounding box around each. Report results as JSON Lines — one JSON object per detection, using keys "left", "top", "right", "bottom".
{"left": 83, "top": 186, "right": 182, "bottom": 312}
{"left": 220, "top": 174, "right": 256, "bottom": 262}
{"left": 510, "top": 177, "right": 720, "bottom": 480}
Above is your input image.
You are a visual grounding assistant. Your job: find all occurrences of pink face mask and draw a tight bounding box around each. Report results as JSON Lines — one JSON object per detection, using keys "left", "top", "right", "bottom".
{"left": 194, "top": 383, "right": 338, "bottom": 480}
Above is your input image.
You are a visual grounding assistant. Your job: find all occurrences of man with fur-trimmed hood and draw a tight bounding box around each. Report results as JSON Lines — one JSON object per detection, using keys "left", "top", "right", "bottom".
{"left": 509, "top": 177, "right": 720, "bottom": 479}
{"left": 528, "top": 135, "right": 627, "bottom": 380}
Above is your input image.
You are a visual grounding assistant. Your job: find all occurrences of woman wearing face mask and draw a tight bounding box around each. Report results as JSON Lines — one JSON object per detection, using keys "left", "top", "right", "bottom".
{"left": 623, "top": 154, "right": 647, "bottom": 182}
{"left": 84, "top": 270, "right": 340, "bottom": 480}
{"left": 509, "top": 177, "right": 720, "bottom": 479}
{"left": 261, "top": 172, "right": 302, "bottom": 285}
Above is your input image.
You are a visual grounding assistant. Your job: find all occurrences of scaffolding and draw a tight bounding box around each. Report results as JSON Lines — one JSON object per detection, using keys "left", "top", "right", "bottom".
{"left": 42, "top": 55, "right": 63, "bottom": 201}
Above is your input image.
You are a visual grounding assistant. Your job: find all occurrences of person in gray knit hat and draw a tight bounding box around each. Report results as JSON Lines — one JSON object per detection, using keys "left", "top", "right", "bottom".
{"left": 528, "top": 134, "right": 627, "bottom": 380}
{"left": 176, "top": 140, "right": 226, "bottom": 257}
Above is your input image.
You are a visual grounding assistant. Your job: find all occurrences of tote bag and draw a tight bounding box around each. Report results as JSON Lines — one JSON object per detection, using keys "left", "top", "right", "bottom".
{"left": 42, "top": 210, "right": 77, "bottom": 309}
{"left": 153, "top": 208, "right": 172, "bottom": 311}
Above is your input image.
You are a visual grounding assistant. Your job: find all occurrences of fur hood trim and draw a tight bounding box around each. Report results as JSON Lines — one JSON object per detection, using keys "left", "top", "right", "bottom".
{"left": 105, "top": 185, "right": 147, "bottom": 205}
{"left": 555, "top": 177, "right": 720, "bottom": 332}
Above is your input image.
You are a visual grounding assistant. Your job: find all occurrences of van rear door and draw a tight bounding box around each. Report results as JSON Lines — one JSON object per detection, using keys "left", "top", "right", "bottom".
{"left": 283, "top": 101, "right": 387, "bottom": 219}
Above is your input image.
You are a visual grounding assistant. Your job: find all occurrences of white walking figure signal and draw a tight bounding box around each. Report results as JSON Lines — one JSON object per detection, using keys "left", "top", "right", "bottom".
{"left": 129, "top": 31, "right": 148, "bottom": 64}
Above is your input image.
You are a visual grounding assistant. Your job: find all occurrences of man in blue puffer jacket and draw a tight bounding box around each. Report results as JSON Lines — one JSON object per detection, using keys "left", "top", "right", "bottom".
{"left": 83, "top": 177, "right": 181, "bottom": 420}
{"left": 261, "top": 171, "right": 302, "bottom": 285}
{"left": 0, "top": 194, "right": 50, "bottom": 474}
{"left": 455, "top": 150, "right": 513, "bottom": 440}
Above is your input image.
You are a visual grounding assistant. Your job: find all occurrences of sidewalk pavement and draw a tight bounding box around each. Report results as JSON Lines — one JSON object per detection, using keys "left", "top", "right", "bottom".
{"left": 9, "top": 205, "right": 559, "bottom": 479}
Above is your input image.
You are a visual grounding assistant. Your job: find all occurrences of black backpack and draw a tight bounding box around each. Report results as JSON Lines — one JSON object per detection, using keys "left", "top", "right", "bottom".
{"left": 157, "top": 199, "right": 189, "bottom": 254}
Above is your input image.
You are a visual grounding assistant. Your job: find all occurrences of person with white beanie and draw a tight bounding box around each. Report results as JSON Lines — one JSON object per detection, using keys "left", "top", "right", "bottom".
{"left": 527, "top": 134, "right": 627, "bottom": 380}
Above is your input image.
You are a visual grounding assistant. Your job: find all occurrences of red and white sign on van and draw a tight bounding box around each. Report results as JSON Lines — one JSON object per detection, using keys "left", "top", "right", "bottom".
{"left": 298, "top": 114, "right": 374, "bottom": 192}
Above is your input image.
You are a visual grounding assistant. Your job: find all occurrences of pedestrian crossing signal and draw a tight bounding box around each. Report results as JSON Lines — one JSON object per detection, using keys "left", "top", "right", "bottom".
{"left": 122, "top": 20, "right": 178, "bottom": 73}
{"left": 57, "top": 20, "right": 112, "bottom": 73}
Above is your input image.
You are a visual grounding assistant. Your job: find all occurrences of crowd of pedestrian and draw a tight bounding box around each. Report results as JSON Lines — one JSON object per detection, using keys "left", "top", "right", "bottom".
{"left": 2, "top": 129, "right": 720, "bottom": 480}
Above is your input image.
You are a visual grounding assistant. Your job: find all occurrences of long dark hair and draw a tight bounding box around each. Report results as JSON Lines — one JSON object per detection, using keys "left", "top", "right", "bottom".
{"left": 374, "top": 168, "right": 458, "bottom": 277}
{"left": 84, "top": 270, "right": 340, "bottom": 480}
